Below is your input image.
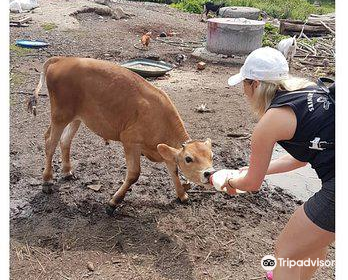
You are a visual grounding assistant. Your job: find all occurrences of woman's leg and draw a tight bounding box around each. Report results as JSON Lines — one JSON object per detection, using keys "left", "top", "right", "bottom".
{"left": 300, "top": 247, "right": 327, "bottom": 280}
{"left": 273, "top": 205, "right": 334, "bottom": 280}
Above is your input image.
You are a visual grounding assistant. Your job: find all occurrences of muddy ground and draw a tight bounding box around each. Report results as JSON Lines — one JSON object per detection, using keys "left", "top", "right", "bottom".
{"left": 10, "top": 1, "right": 335, "bottom": 279}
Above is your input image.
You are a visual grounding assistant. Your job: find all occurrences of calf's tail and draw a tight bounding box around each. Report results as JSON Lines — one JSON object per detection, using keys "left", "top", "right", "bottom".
{"left": 27, "top": 57, "right": 60, "bottom": 116}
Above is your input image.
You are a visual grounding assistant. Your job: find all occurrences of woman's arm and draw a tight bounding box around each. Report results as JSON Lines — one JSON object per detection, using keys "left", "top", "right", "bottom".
{"left": 225, "top": 106, "right": 297, "bottom": 193}
{"left": 266, "top": 153, "right": 307, "bottom": 175}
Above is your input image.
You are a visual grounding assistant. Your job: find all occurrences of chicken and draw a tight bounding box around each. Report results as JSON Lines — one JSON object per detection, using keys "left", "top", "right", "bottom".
{"left": 175, "top": 54, "right": 187, "bottom": 65}
{"left": 141, "top": 32, "right": 152, "bottom": 49}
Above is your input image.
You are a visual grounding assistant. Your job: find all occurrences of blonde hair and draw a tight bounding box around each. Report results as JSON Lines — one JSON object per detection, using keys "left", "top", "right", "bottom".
{"left": 250, "top": 76, "right": 316, "bottom": 118}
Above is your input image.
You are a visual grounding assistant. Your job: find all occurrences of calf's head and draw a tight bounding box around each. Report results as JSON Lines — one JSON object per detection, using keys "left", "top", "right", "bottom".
{"left": 157, "top": 139, "right": 215, "bottom": 187}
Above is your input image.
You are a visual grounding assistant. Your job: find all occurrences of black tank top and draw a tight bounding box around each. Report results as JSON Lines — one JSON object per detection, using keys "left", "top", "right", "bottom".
{"left": 268, "top": 86, "right": 335, "bottom": 182}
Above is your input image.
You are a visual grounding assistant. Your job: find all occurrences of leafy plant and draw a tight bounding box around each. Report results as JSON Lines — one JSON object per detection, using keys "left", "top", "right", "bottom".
{"left": 262, "top": 22, "right": 289, "bottom": 47}
{"left": 171, "top": 0, "right": 335, "bottom": 20}
{"left": 10, "top": 44, "right": 31, "bottom": 56}
{"left": 41, "top": 22, "right": 57, "bottom": 31}
{"left": 171, "top": 0, "right": 206, "bottom": 13}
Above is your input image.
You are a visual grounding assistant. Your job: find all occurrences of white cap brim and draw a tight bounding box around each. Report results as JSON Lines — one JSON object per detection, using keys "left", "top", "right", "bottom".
{"left": 228, "top": 73, "right": 244, "bottom": 86}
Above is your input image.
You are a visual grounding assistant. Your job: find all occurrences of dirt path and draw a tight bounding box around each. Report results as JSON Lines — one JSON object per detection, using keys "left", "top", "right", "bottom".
{"left": 10, "top": 1, "right": 335, "bottom": 279}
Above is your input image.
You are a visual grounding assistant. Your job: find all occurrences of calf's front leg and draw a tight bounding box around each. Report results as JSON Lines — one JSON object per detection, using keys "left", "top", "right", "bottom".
{"left": 106, "top": 145, "right": 141, "bottom": 215}
{"left": 165, "top": 161, "right": 189, "bottom": 203}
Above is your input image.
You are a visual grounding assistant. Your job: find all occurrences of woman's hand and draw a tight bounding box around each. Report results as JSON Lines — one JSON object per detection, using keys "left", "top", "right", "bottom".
{"left": 220, "top": 174, "right": 246, "bottom": 195}
{"left": 211, "top": 169, "right": 243, "bottom": 195}
{"left": 223, "top": 178, "right": 239, "bottom": 195}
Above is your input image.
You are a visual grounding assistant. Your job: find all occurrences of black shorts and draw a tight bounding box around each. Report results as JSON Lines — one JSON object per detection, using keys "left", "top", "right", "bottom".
{"left": 304, "top": 177, "right": 335, "bottom": 233}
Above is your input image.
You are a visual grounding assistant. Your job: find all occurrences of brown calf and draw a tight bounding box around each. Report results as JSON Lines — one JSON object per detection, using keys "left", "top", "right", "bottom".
{"left": 28, "top": 57, "right": 215, "bottom": 214}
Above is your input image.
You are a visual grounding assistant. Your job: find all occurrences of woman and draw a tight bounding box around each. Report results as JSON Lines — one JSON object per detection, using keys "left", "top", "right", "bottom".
{"left": 221, "top": 47, "right": 335, "bottom": 279}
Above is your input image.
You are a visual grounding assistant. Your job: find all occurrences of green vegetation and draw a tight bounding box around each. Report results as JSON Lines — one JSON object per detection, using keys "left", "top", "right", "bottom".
{"left": 10, "top": 72, "right": 26, "bottom": 87}
{"left": 10, "top": 44, "right": 32, "bottom": 56}
{"left": 171, "top": 0, "right": 205, "bottom": 13}
{"left": 262, "top": 22, "right": 321, "bottom": 47}
{"left": 41, "top": 22, "right": 57, "bottom": 31}
{"left": 262, "top": 22, "right": 289, "bottom": 47}
{"left": 171, "top": 0, "right": 335, "bottom": 20}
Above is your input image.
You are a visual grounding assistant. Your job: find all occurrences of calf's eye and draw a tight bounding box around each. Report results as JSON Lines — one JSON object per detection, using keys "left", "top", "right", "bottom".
{"left": 185, "top": 156, "right": 193, "bottom": 163}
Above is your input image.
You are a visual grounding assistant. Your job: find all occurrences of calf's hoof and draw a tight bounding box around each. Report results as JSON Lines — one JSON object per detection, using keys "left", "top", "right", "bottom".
{"left": 43, "top": 169, "right": 53, "bottom": 182}
{"left": 178, "top": 192, "right": 189, "bottom": 204}
{"left": 42, "top": 182, "right": 53, "bottom": 194}
{"left": 105, "top": 204, "right": 116, "bottom": 216}
{"left": 110, "top": 194, "right": 125, "bottom": 205}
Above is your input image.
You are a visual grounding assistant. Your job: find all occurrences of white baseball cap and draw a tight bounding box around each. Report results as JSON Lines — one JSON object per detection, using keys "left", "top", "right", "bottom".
{"left": 228, "top": 47, "right": 289, "bottom": 86}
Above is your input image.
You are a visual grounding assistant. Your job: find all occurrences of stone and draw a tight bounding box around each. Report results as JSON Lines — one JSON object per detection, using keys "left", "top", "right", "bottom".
{"left": 197, "top": 61, "right": 206, "bottom": 70}
{"left": 87, "top": 184, "right": 102, "bottom": 192}
{"left": 219, "top": 6, "right": 260, "bottom": 20}
{"left": 87, "top": 261, "right": 95, "bottom": 271}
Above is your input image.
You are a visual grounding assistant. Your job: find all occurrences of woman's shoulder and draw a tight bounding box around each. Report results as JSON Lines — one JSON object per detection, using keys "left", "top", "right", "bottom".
{"left": 257, "top": 106, "right": 297, "bottom": 142}
{"left": 263, "top": 106, "right": 297, "bottom": 122}
{"left": 269, "top": 85, "right": 318, "bottom": 112}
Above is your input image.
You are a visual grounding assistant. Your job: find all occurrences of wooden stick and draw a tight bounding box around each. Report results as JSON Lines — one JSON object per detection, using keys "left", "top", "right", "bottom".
{"left": 294, "top": 54, "right": 333, "bottom": 59}
{"left": 298, "top": 20, "right": 308, "bottom": 39}
{"left": 203, "top": 251, "right": 212, "bottom": 263}
{"left": 302, "top": 32, "right": 311, "bottom": 42}
{"left": 320, "top": 20, "right": 335, "bottom": 35}
{"left": 187, "top": 190, "right": 216, "bottom": 194}
{"left": 12, "top": 91, "right": 48, "bottom": 97}
{"left": 226, "top": 132, "right": 251, "bottom": 138}
{"left": 250, "top": 276, "right": 265, "bottom": 280}
{"left": 298, "top": 42, "right": 317, "bottom": 55}
{"left": 298, "top": 60, "right": 327, "bottom": 67}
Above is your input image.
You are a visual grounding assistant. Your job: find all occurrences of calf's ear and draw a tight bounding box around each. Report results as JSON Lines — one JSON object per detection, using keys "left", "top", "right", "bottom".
{"left": 157, "top": 144, "right": 180, "bottom": 162}
{"left": 204, "top": 138, "right": 212, "bottom": 148}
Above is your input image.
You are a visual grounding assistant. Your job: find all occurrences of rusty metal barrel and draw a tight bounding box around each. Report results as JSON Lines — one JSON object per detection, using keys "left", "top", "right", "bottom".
{"left": 206, "top": 18, "right": 265, "bottom": 56}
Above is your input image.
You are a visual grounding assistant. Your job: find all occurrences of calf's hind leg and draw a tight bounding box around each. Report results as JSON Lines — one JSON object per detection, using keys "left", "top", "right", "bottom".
{"left": 106, "top": 145, "right": 141, "bottom": 215}
{"left": 59, "top": 120, "right": 81, "bottom": 178}
{"left": 42, "top": 121, "right": 67, "bottom": 192}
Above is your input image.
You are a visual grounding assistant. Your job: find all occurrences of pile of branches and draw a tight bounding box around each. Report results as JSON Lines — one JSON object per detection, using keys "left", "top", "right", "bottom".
{"left": 289, "top": 13, "right": 335, "bottom": 77}
{"left": 294, "top": 34, "right": 335, "bottom": 77}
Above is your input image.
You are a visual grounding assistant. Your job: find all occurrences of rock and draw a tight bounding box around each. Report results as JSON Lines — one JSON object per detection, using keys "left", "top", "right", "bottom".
{"left": 87, "top": 184, "right": 102, "bottom": 192}
{"left": 219, "top": 7, "right": 260, "bottom": 20}
{"left": 111, "top": 257, "right": 121, "bottom": 264}
{"left": 197, "top": 61, "right": 206, "bottom": 70}
{"left": 87, "top": 261, "right": 95, "bottom": 271}
{"left": 28, "top": 178, "right": 41, "bottom": 186}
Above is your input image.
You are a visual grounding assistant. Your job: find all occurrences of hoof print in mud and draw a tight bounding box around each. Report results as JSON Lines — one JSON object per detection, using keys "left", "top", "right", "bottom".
{"left": 61, "top": 173, "right": 77, "bottom": 182}
{"left": 105, "top": 205, "right": 116, "bottom": 216}
{"left": 42, "top": 183, "right": 53, "bottom": 194}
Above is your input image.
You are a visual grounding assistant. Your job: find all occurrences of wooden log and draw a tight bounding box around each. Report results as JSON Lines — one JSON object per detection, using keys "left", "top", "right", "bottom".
{"left": 10, "top": 16, "right": 32, "bottom": 27}
{"left": 279, "top": 19, "right": 330, "bottom": 37}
